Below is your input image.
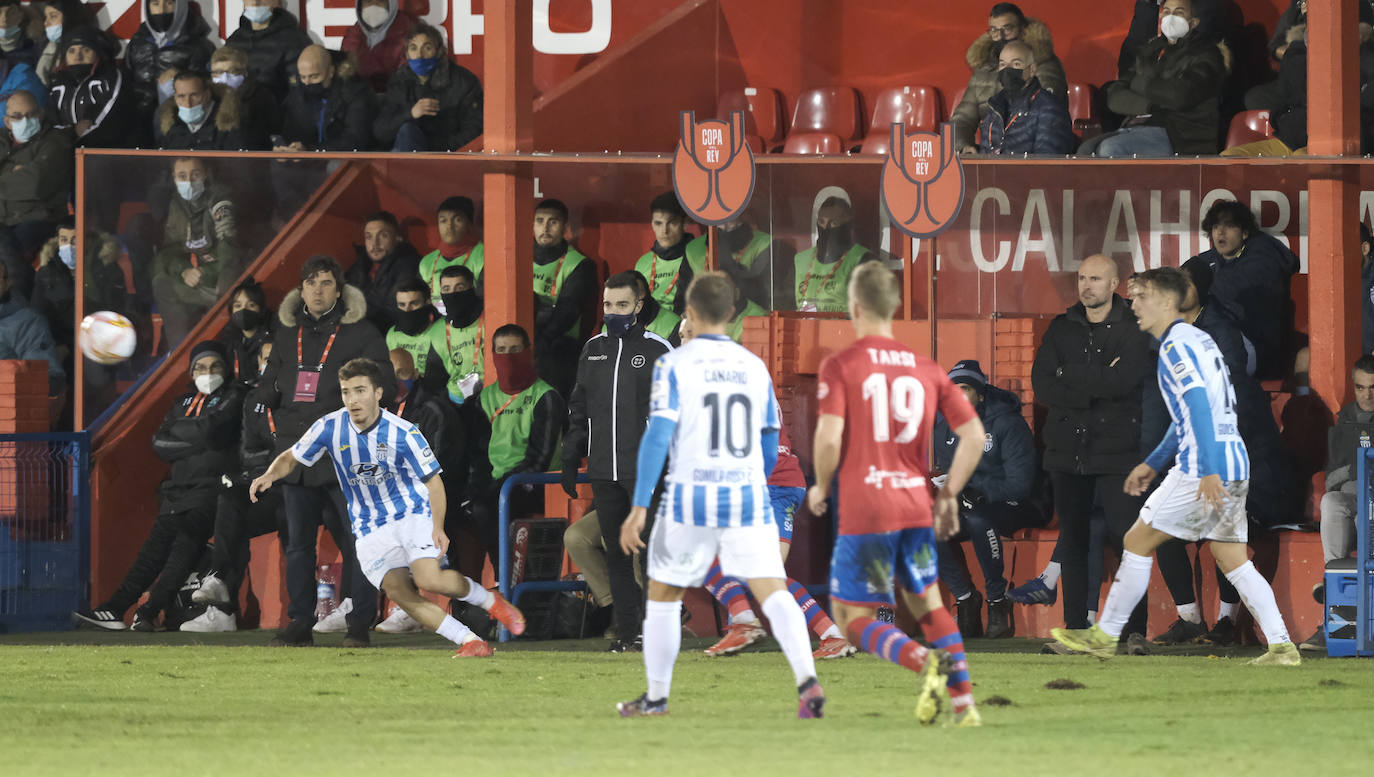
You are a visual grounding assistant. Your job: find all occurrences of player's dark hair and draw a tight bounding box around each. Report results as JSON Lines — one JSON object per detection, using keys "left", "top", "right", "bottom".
{"left": 439, "top": 264, "right": 475, "bottom": 284}
{"left": 605, "top": 271, "right": 641, "bottom": 295}
{"left": 300, "top": 254, "right": 344, "bottom": 287}
{"left": 393, "top": 277, "right": 430, "bottom": 301}
{"left": 363, "top": 210, "right": 401, "bottom": 234}
{"left": 649, "top": 191, "right": 686, "bottom": 221}
{"left": 535, "top": 198, "right": 569, "bottom": 221}
{"left": 1201, "top": 200, "right": 1258, "bottom": 238}
{"left": 338, "top": 357, "right": 384, "bottom": 388}
{"left": 685, "top": 271, "right": 736, "bottom": 325}
{"left": 1135, "top": 267, "right": 1190, "bottom": 309}
{"left": 493, "top": 323, "right": 530, "bottom": 348}
{"left": 849, "top": 261, "right": 900, "bottom": 320}
{"left": 1354, "top": 354, "right": 1374, "bottom": 376}
{"left": 438, "top": 195, "right": 475, "bottom": 222}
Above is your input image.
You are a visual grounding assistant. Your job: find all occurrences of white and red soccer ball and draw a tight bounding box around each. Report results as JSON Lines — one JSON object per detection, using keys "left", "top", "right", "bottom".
{"left": 79, "top": 311, "right": 137, "bottom": 365}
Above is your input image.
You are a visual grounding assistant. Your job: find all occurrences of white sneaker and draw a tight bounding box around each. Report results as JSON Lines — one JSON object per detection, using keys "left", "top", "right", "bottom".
{"left": 312, "top": 598, "right": 353, "bottom": 633}
{"left": 180, "top": 606, "right": 237, "bottom": 632}
{"left": 376, "top": 607, "right": 423, "bottom": 633}
{"left": 191, "top": 573, "right": 231, "bottom": 606}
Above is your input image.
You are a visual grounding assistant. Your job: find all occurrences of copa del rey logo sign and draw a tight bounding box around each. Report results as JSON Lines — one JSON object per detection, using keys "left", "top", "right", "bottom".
{"left": 671, "top": 114, "right": 966, "bottom": 238}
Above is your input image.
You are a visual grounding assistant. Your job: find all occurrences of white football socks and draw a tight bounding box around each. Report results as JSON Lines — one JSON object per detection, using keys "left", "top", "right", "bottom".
{"left": 731, "top": 609, "right": 758, "bottom": 625}
{"left": 458, "top": 577, "right": 494, "bottom": 609}
{"left": 436, "top": 614, "right": 477, "bottom": 645}
{"left": 1040, "top": 561, "right": 1062, "bottom": 589}
{"left": 1099, "top": 551, "right": 1153, "bottom": 639}
{"left": 1177, "top": 602, "right": 1202, "bottom": 625}
{"left": 1218, "top": 600, "right": 1237, "bottom": 619}
{"left": 761, "top": 589, "right": 817, "bottom": 687}
{"left": 643, "top": 599, "right": 682, "bottom": 701}
{"left": 1224, "top": 561, "right": 1291, "bottom": 645}
{"left": 820, "top": 624, "right": 843, "bottom": 640}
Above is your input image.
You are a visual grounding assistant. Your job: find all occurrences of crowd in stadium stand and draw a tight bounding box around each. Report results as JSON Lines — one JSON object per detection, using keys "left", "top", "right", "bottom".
{"left": 0, "top": 0, "right": 1359, "bottom": 651}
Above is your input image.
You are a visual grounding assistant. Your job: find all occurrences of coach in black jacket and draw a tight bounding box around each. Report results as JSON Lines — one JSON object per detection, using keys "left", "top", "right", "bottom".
{"left": 1031, "top": 254, "right": 1152, "bottom": 636}
{"left": 562, "top": 271, "right": 672, "bottom": 651}
{"left": 259, "top": 255, "right": 394, "bottom": 647}
{"left": 74, "top": 341, "right": 244, "bottom": 631}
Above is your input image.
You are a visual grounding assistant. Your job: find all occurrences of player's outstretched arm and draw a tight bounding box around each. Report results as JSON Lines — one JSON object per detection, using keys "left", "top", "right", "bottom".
{"left": 426, "top": 474, "right": 449, "bottom": 553}
{"left": 249, "top": 449, "right": 299, "bottom": 503}
{"left": 807, "top": 413, "right": 844, "bottom": 515}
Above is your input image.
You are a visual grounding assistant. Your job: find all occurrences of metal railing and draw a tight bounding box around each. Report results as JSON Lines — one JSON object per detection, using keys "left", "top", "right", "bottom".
{"left": 496, "top": 472, "right": 589, "bottom": 642}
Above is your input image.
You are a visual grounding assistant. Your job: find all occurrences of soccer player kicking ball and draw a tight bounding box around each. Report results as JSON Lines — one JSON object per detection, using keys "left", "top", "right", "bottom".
{"left": 808, "top": 262, "right": 987, "bottom": 728}
{"left": 250, "top": 358, "right": 526, "bottom": 657}
{"left": 617, "top": 272, "right": 825, "bottom": 719}
{"left": 1052, "top": 268, "right": 1300, "bottom": 665}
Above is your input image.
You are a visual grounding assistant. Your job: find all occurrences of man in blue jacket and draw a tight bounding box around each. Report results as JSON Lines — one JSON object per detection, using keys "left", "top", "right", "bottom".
{"left": 934, "top": 360, "right": 1047, "bottom": 638}
{"left": 977, "top": 40, "right": 1074, "bottom": 156}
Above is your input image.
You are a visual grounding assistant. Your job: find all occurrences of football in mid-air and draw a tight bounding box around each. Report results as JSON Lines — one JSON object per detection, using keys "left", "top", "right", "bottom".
{"left": 79, "top": 311, "right": 137, "bottom": 365}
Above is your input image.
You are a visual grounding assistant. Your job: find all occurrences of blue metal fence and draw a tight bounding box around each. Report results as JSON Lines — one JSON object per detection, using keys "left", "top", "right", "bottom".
{"left": 497, "top": 472, "right": 589, "bottom": 642}
{"left": 0, "top": 433, "right": 90, "bottom": 632}
{"left": 1355, "top": 449, "right": 1374, "bottom": 656}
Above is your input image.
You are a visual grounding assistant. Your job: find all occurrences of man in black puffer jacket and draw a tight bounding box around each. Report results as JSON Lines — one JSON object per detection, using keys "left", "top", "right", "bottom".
{"left": 258, "top": 255, "right": 395, "bottom": 647}
{"left": 72, "top": 340, "right": 245, "bottom": 632}
{"left": 977, "top": 40, "right": 1074, "bottom": 156}
{"left": 225, "top": 0, "right": 311, "bottom": 101}
{"left": 1030, "top": 254, "right": 1153, "bottom": 643}
{"left": 934, "top": 361, "right": 1048, "bottom": 640}
{"left": 371, "top": 21, "right": 482, "bottom": 151}
{"left": 278, "top": 45, "right": 374, "bottom": 152}
{"left": 561, "top": 271, "right": 673, "bottom": 651}
{"left": 124, "top": 0, "right": 216, "bottom": 134}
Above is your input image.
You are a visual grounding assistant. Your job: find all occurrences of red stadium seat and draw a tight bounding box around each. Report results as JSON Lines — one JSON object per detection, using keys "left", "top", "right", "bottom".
{"left": 782, "top": 132, "right": 845, "bottom": 154}
{"left": 859, "top": 133, "right": 890, "bottom": 155}
{"left": 789, "top": 86, "right": 863, "bottom": 142}
{"left": 717, "top": 87, "right": 786, "bottom": 146}
{"left": 1066, "top": 82, "right": 1097, "bottom": 122}
{"left": 867, "top": 85, "right": 942, "bottom": 135}
{"left": 1225, "top": 110, "right": 1274, "bottom": 148}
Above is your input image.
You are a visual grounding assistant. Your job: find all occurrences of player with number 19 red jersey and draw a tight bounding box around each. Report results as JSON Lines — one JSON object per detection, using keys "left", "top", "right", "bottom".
{"left": 816, "top": 340, "right": 976, "bottom": 536}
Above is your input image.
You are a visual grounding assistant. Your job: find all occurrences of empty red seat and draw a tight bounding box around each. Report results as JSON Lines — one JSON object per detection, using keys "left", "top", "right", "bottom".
{"left": 1066, "top": 82, "right": 1097, "bottom": 122}
{"left": 789, "top": 86, "right": 863, "bottom": 142}
{"left": 1225, "top": 110, "right": 1274, "bottom": 148}
{"left": 717, "top": 87, "right": 786, "bottom": 146}
{"left": 859, "top": 133, "right": 890, "bottom": 155}
{"left": 867, "top": 85, "right": 942, "bottom": 136}
{"left": 782, "top": 132, "right": 845, "bottom": 154}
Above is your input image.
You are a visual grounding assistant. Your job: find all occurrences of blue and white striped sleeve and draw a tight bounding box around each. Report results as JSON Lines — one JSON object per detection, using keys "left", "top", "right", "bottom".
{"left": 1165, "top": 342, "right": 1224, "bottom": 477}
{"left": 649, "top": 354, "right": 680, "bottom": 422}
{"left": 291, "top": 416, "right": 332, "bottom": 466}
{"left": 402, "top": 425, "right": 442, "bottom": 482}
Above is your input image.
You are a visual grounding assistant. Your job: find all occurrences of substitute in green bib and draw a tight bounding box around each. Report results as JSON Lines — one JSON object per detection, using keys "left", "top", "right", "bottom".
{"left": 793, "top": 197, "right": 877, "bottom": 313}
{"left": 428, "top": 264, "right": 484, "bottom": 404}
{"left": 633, "top": 191, "right": 707, "bottom": 316}
{"left": 719, "top": 216, "right": 796, "bottom": 312}
{"left": 417, "top": 195, "right": 483, "bottom": 314}
{"left": 466, "top": 324, "right": 565, "bottom": 568}
{"left": 532, "top": 198, "right": 596, "bottom": 398}
{"left": 384, "top": 278, "right": 448, "bottom": 396}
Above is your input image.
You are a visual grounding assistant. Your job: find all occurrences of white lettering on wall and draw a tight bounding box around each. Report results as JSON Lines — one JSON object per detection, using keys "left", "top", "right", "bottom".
{"left": 1101, "top": 190, "right": 1145, "bottom": 273}
{"left": 969, "top": 187, "right": 1011, "bottom": 272}
{"left": 1149, "top": 190, "right": 1190, "bottom": 270}
{"left": 1252, "top": 189, "right": 1291, "bottom": 247}
{"left": 535, "top": 0, "right": 613, "bottom": 54}
{"left": 1011, "top": 189, "right": 1058, "bottom": 272}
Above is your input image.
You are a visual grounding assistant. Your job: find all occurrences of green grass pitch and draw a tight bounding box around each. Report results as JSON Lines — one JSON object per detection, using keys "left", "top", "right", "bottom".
{"left": 2, "top": 631, "right": 1372, "bottom": 776}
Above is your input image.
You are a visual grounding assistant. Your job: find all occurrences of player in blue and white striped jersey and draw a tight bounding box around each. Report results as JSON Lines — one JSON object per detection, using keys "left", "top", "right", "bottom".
{"left": 615, "top": 272, "right": 825, "bottom": 718}
{"left": 1052, "top": 268, "right": 1299, "bottom": 665}
{"left": 251, "top": 358, "right": 527, "bottom": 657}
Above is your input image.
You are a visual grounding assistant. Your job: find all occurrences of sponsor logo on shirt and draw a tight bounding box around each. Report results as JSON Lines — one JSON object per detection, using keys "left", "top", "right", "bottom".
{"left": 863, "top": 465, "right": 925, "bottom": 490}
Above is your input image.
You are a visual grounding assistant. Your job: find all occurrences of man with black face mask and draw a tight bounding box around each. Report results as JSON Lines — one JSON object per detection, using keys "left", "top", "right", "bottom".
{"left": 277, "top": 44, "right": 374, "bottom": 152}
{"left": 531, "top": 198, "right": 596, "bottom": 398}
{"left": 429, "top": 263, "right": 484, "bottom": 405}
{"left": 633, "top": 192, "right": 707, "bottom": 317}
{"left": 951, "top": 3, "right": 1066, "bottom": 154}
{"left": 718, "top": 215, "right": 795, "bottom": 313}
{"left": 385, "top": 277, "right": 448, "bottom": 396}
{"left": 220, "top": 279, "right": 273, "bottom": 385}
{"left": 977, "top": 39, "right": 1074, "bottom": 156}
{"left": 793, "top": 197, "right": 876, "bottom": 314}
{"left": 563, "top": 271, "right": 673, "bottom": 651}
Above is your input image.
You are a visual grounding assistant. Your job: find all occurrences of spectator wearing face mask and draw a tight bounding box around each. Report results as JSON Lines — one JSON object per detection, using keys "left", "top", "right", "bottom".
{"left": 154, "top": 70, "right": 246, "bottom": 151}
{"left": 429, "top": 263, "right": 484, "bottom": 404}
{"left": 151, "top": 157, "right": 240, "bottom": 347}
{"left": 343, "top": 0, "right": 417, "bottom": 93}
{"left": 209, "top": 46, "right": 278, "bottom": 152}
{"left": 32, "top": 216, "right": 125, "bottom": 371}
{"left": 793, "top": 196, "right": 878, "bottom": 313}
{"left": 976, "top": 39, "right": 1074, "bottom": 156}
{"left": 952, "top": 2, "right": 1067, "bottom": 155}
{"left": 384, "top": 277, "right": 448, "bottom": 397}
{"left": 0, "top": 89, "right": 72, "bottom": 268}
{"left": 225, "top": 0, "right": 310, "bottom": 102}
{"left": 125, "top": 0, "right": 217, "bottom": 133}
{"left": 46, "top": 25, "right": 136, "bottom": 149}
{"left": 717, "top": 215, "right": 795, "bottom": 315}
{"left": 277, "top": 45, "right": 375, "bottom": 152}
{"left": 0, "top": 0, "right": 40, "bottom": 75}
{"left": 36, "top": 0, "right": 97, "bottom": 85}
{"left": 372, "top": 22, "right": 482, "bottom": 152}
{"left": 219, "top": 279, "right": 274, "bottom": 385}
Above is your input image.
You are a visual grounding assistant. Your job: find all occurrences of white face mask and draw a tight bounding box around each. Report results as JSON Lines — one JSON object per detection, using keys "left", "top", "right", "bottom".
{"left": 361, "top": 5, "right": 389, "bottom": 27}
{"left": 194, "top": 374, "right": 224, "bottom": 395}
{"left": 1161, "top": 14, "right": 1190, "bottom": 42}
{"left": 176, "top": 179, "right": 205, "bottom": 201}
{"left": 58, "top": 243, "right": 76, "bottom": 269}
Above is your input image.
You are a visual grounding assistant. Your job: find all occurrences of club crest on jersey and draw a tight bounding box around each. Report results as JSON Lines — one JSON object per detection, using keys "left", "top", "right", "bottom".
{"left": 631, "top": 354, "right": 646, "bottom": 369}
{"left": 984, "top": 433, "right": 994, "bottom": 452}
{"left": 376, "top": 442, "right": 389, "bottom": 456}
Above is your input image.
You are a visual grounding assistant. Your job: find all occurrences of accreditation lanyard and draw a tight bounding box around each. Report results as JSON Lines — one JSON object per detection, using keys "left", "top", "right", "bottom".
{"left": 544, "top": 252, "right": 568, "bottom": 298}
{"left": 186, "top": 393, "right": 207, "bottom": 417}
{"left": 648, "top": 252, "right": 681, "bottom": 300}
{"left": 488, "top": 390, "right": 520, "bottom": 424}
{"left": 446, "top": 320, "right": 484, "bottom": 373}
{"left": 293, "top": 325, "right": 339, "bottom": 403}
{"left": 798, "top": 252, "right": 844, "bottom": 300}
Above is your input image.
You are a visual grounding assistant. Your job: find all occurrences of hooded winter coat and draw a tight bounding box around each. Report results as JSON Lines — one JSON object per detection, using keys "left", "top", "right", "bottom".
{"left": 977, "top": 75, "right": 1075, "bottom": 156}
{"left": 372, "top": 57, "right": 483, "bottom": 150}
{"left": 36, "top": 0, "right": 96, "bottom": 85}
{"left": 1107, "top": 32, "right": 1230, "bottom": 155}
{"left": 0, "top": 123, "right": 72, "bottom": 226}
{"left": 951, "top": 18, "right": 1067, "bottom": 151}
{"left": 341, "top": 0, "right": 416, "bottom": 93}
{"left": 32, "top": 230, "right": 125, "bottom": 349}
{"left": 934, "top": 385, "right": 1037, "bottom": 504}
{"left": 154, "top": 84, "right": 246, "bottom": 150}
{"left": 0, "top": 288, "right": 64, "bottom": 386}
{"left": 279, "top": 59, "right": 376, "bottom": 151}
{"left": 1032, "top": 294, "right": 1153, "bottom": 475}
{"left": 124, "top": 0, "right": 217, "bottom": 122}
{"left": 225, "top": 8, "right": 311, "bottom": 101}
{"left": 46, "top": 26, "right": 137, "bottom": 149}
{"left": 259, "top": 284, "right": 395, "bottom": 487}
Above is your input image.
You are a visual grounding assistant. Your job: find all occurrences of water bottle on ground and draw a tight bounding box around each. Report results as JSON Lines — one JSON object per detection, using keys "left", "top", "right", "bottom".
{"left": 315, "top": 563, "right": 338, "bottom": 620}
